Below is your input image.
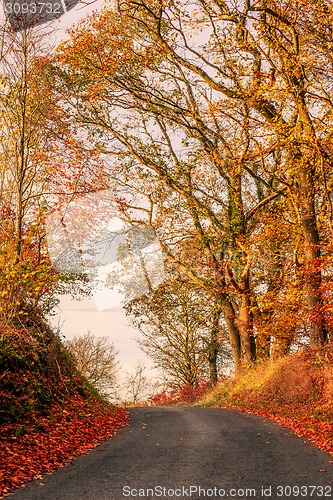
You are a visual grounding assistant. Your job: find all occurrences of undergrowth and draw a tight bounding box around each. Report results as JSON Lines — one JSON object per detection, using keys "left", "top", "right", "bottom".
{"left": 0, "top": 322, "right": 98, "bottom": 423}
{"left": 149, "top": 380, "right": 210, "bottom": 405}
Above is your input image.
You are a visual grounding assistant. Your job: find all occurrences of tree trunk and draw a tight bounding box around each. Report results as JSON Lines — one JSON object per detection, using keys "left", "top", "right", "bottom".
{"left": 271, "top": 334, "right": 294, "bottom": 359}
{"left": 221, "top": 297, "right": 241, "bottom": 376}
{"left": 298, "top": 165, "right": 327, "bottom": 345}
{"left": 208, "top": 338, "right": 218, "bottom": 387}
{"left": 207, "top": 299, "right": 221, "bottom": 386}
{"left": 238, "top": 273, "right": 256, "bottom": 364}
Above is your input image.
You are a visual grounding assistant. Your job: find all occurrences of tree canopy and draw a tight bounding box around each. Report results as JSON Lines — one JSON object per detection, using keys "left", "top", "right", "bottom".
{"left": 1, "top": 0, "right": 333, "bottom": 386}
{"left": 49, "top": 0, "right": 333, "bottom": 378}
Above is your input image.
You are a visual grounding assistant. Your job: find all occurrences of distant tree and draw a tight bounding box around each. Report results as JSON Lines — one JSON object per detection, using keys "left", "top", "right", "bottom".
{"left": 125, "top": 361, "right": 151, "bottom": 404}
{"left": 126, "top": 281, "right": 231, "bottom": 388}
{"left": 65, "top": 331, "right": 120, "bottom": 400}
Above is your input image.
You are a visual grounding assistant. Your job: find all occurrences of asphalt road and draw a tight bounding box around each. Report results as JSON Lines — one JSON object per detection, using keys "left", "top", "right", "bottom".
{"left": 9, "top": 407, "right": 333, "bottom": 500}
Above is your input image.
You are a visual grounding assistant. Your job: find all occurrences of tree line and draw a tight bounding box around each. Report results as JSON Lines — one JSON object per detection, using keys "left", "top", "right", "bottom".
{"left": 1, "top": 0, "right": 333, "bottom": 390}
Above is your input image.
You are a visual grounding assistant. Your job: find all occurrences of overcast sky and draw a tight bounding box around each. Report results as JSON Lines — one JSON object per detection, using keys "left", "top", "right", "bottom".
{"left": 50, "top": 294, "right": 157, "bottom": 377}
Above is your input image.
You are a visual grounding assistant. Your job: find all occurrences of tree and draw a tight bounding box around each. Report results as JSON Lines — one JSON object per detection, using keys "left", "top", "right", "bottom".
{"left": 111, "top": 0, "right": 333, "bottom": 346}
{"left": 65, "top": 331, "right": 120, "bottom": 400}
{"left": 124, "top": 361, "right": 151, "bottom": 404}
{"left": 0, "top": 23, "right": 107, "bottom": 328}
{"left": 53, "top": 0, "right": 333, "bottom": 374}
{"left": 53, "top": 8, "right": 275, "bottom": 373}
{"left": 0, "top": 26, "right": 61, "bottom": 325}
{"left": 126, "top": 280, "right": 230, "bottom": 388}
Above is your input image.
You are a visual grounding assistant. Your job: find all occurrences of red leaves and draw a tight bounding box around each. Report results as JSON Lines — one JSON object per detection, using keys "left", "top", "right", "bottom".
{"left": 149, "top": 381, "right": 210, "bottom": 405}
{"left": 223, "top": 401, "right": 333, "bottom": 457}
{"left": 0, "top": 396, "right": 129, "bottom": 498}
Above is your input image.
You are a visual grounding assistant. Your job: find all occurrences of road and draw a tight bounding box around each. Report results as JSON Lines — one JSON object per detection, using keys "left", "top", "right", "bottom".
{"left": 9, "top": 407, "right": 333, "bottom": 500}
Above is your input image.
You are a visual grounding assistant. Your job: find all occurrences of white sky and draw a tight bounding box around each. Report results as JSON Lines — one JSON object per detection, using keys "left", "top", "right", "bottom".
{"left": 53, "top": 0, "right": 105, "bottom": 36}
{"left": 50, "top": 294, "right": 154, "bottom": 374}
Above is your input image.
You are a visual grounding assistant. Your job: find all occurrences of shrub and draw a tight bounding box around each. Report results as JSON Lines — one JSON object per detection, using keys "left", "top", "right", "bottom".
{"left": 149, "top": 380, "right": 210, "bottom": 406}
{"left": 0, "top": 323, "right": 94, "bottom": 423}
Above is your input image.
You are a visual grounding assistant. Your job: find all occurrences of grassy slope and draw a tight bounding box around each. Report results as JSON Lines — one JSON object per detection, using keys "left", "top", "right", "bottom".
{"left": 202, "top": 344, "right": 333, "bottom": 456}
{"left": 0, "top": 323, "right": 129, "bottom": 498}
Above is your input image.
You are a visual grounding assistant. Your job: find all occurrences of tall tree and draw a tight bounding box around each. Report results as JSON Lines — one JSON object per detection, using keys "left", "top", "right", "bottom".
{"left": 53, "top": 0, "right": 333, "bottom": 373}
{"left": 113, "top": 0, "right": 333, "bottom": 345}
{"left": 0, "top": 26, "right": 61, "bottom": 324}
{"left": 54, "top": 8, "right": 278, "bottom": 373}
{"left": 0, "top": 25, "right": 106, "bottom": 326}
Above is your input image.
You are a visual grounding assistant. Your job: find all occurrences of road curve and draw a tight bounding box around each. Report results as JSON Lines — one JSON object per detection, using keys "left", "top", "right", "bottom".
{"left": 9, "top": 407, "right": 333, "bottom": 500}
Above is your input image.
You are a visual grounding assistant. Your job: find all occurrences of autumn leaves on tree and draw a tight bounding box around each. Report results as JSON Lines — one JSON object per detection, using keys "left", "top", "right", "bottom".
{"left": 1, "top": 0, "right": 333, "bottom": 387}
{"left": 50, "top": 0, "right": 333, "bottom": 379}
{"left": 0, "top": 25, "right": 107, "bottom": 329}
